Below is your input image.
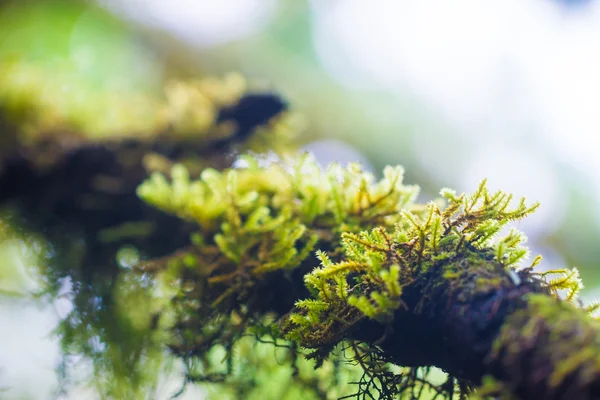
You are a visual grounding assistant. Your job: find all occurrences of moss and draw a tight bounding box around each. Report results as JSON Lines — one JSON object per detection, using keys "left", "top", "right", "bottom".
{"left": 279, "top": 179, "right": 599, "bottom": 399}
{"left": 0, "top": 61, "right": 240, "bottom": 141}
{"left": 487, "top": 294, "right": 600, "bottom": 399}
{"left": 137, "top": 168, "right": 573, "bottom": 399}
{"left": 132, "top": 165, "right": 600, "bottom": 399}
{"left": 0, "top": 63, "right": 298, "bottom": 181}
{"left": 134, "top": 154, "right": 419, "bottom": 361}
{"left": 284, "top": 180, "right": 539, "bottom": 349}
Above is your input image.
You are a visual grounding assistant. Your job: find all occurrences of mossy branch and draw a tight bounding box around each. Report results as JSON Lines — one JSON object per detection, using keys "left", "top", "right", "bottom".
{"left": 1, "top": 70, "right": 600, "bottom": 400}
{"left": 134, "top": 156, "right": 599, "bottom": 399}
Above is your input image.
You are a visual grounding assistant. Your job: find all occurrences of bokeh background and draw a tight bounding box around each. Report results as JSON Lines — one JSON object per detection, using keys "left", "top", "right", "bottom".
{"left": 1, "top": 0, "right": 600, "bottom": 398}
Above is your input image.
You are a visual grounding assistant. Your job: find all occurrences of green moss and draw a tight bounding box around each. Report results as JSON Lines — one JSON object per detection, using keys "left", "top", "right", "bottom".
{"left": 6, "top": 11, "right": 597, "bottom": 397}
{"left": 34, "top": 148, "right": 595, "bottom": 399}
{"left": 285, "top": 180, "right": 539, "bottom": 348}
{"left": 0, "top": 58, "right": 239, "bottom": 140}
{"left": 136, "top": 153, "right": 418, "bottom": 298}
{"left": 125, "top": 154, "right": 421, "bottom": 395}
{"left": 136, "top": 155, "right": 420, "bottom": 298}
{"left": 137, "top": 171, "right": 557, "bottom": 399}
{"left": 488, "top": 294, "right": 600, "bottom": 397}
{"left": 0, "top": 61, "right": 300, "bottom": 173}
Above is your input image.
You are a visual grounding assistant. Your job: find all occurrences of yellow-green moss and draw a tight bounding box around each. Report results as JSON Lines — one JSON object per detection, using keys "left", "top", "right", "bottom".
{"left": 285, "top": 180, "right": 539, "bottom": 349}
{"left": 488, "top": 294, "right": 600, "bottom": 397}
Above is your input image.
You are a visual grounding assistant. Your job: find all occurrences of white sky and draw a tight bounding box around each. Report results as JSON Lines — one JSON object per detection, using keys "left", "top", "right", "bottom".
{"left": 104, "top": 0, "right": 277, "bottom": 47}
{"left": 311, "top": 0, "right": 600, "bottom": 229}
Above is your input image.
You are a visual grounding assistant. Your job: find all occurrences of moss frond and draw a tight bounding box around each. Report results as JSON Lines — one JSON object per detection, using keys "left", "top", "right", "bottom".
{"left": 533, "top": 267, "right": 584, "bottom": 302}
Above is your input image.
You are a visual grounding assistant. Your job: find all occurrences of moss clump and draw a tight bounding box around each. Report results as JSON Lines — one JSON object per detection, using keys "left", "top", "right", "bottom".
{"left": 137, "top": 165, "right": 595, "bottom": 399}
{"left": 0, "top": 61, "right": 252, "bottom": 141}
{"left": 285, "top": 179, "right": 539, "bottom": 350}
{"left": 135, "top": 153, "right": 419, "bottom": 353}
{"left": 281, "top": 179, "right": 593, "bottom": 399}
{"left": 138, "top": 153, "right": 418, "bottom": 236}
{"left": 486, "top": 294, "right": 600, "bottom": 399}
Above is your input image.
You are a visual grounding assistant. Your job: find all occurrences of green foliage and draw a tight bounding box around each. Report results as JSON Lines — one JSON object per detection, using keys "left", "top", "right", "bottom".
{"left": 3, "top": 6, "right": 599, "bottom": 398}
{"left": 138, "top": 167, "right": 593, "bottom": 400}
{"left": 136, "top": 153, "right": 419, "bottom": 292}
{"left": 0, "top": 60, "right": 299, "bottom": 168}
{"left": 176, "top": 337, "right": 370, "bottom": 400}
{"left": 54, "top": 269, "right": 175, "bottom": 399}
{"left": 0, "top": 61, "right": 256, "bottom": 141}
{"left": 286, "top": 180, "right": 540, "bottom": 348}
{"left": 279, "top": 180, "right": 550, "bottom": 400}
{"left": 135, "top": 154, "right": 418, "bottom": 326}
{"left": 531, "top": 268, "right": 584, "bottom": 302}
{"left": 138, "top": 154, "right": 418, "bottom": 235}
{"left": 0, "top": 1, "right": 270, "bottom": 143}
{"left": 0, "top": 209, "right": 49, "bottom": 297}
{"left": 14, "top": 144, "right": 591, "bottom": 399}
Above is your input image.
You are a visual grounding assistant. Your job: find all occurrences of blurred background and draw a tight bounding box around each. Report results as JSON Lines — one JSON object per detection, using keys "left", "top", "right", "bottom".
{"left": 1, "top": 0, "right": 600, "bottom": 398}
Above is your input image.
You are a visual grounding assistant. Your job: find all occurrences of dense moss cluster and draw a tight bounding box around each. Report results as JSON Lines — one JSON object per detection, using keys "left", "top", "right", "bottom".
{"left": 134, "top": 155, "right": 418, "bottom": 368}
{"left": 285, "top": 179, "right": 540, "bottom": 347}
{"left": 135, "top": 158, "right": 600, "bottom": 399}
